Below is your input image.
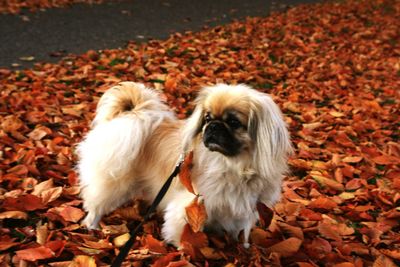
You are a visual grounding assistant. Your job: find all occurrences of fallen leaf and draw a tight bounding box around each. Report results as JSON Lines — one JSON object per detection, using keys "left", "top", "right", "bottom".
{"left": 143, "top": 234, "right": 167, "bottom": 254}
{"left": 71, "top": 255, "right": 97, "bottom": 267}
{"left": 372, "top": 155, "right": 400, "bottom": 165}
{"left": 185, "top": 196, "right": 207, "bottom": 233}
{"left": 179, "top": 151, "right": 195, "bottom": 194}
{"left": 372, "top": 255, "right": 397, "bottom": 267}
{"left": 114, "top": 233, "right": 130, "bottom": 248}
{"left": 180, "top": 223, "right": 208, "bottom": 248}
{"left": 0, "top": 211, "right": 28, "bottom": 220}
{"left": 54, "top": 206, "right": 85, "bottom": 223}
{"left": 257, "top": 202, "right": 274, "bottom": 228}
{"left": 265, "top": 237, "right": 303, "bottom": 257}
{"left": 310, "top": 172, "right": 344, "bottom": 191}
{"left": 16, "top": 246, "right": 54, "bottom": 261}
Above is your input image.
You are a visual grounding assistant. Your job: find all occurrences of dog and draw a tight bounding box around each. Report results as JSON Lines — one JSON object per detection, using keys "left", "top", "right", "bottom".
{"left": 77, "top": 82, "right": 292, "bottom": 248}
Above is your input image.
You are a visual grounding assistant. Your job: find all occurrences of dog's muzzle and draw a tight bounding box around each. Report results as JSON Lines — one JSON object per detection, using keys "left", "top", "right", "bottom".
{"left": 203, "top": 121, "right": 241, "bottom": 156}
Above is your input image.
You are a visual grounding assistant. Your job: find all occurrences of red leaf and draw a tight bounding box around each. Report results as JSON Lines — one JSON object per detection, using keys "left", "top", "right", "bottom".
{"left": 3, "top": 194, "right": 45, "bottom": 211}
{"left": 372, "top": 155, "right": 400, "bottom": 165}
{"left": 16, "top": 246, "right": 54, "bottom": 261}
{"left": 45, "top": 240, "right": 67, "bottom": 257}
{"left": 152, "top": 252, "right": 181, "bottom": 267}
{"left": 185, "top": 197, "right": 207, "bottom": 233}
{"left": 179, "top": 151, "right": 195, "bottom": 194}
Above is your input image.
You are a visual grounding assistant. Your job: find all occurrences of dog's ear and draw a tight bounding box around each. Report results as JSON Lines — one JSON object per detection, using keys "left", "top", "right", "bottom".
{"left": 249, "top": 93, "right": 293, "bottom": 179}
{"left": 182, "top": 90, "right": 209, "bottom": 152}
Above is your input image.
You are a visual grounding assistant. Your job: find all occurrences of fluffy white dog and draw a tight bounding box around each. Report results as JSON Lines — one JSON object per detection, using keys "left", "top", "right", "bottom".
{"left": 77, "top": 82, "right": 292, "bottom": 247}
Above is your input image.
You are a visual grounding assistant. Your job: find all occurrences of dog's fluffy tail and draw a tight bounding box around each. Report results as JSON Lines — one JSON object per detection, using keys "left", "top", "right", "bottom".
{"left": 77, "top": 82, "right": 175, "bottom": 182}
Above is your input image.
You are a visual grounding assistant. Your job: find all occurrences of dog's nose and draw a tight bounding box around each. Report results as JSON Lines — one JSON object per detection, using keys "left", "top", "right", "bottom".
{"left": 207, "top": 121, "right": 225, "bottom": 134}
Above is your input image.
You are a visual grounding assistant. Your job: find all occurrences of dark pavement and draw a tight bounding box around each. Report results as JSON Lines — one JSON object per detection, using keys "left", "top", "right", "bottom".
{"left": 0, "top": 0, "right": 319, "bottom": 69}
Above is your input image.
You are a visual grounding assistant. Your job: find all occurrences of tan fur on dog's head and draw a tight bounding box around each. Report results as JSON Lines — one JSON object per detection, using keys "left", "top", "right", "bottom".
{"left": 183, "top": 84, "right": 292, "bottom": 177}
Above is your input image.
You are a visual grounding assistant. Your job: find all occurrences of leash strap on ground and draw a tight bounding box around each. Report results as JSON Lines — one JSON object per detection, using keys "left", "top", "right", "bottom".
{"left": 111, "top": 155, "right": 184, "bottom": 267}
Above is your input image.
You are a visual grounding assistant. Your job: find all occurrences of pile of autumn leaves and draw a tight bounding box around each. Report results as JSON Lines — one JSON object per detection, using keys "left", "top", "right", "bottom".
{"left": 0, "top": 0, "right": 104, "bottom": 14}
{"left": 0, "top": 0, "right": 399, "bottom": 266}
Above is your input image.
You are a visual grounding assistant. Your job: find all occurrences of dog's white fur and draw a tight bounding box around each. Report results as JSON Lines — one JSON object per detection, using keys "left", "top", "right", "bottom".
{"left": 77, "top": 82, "right": 292, "bottom": 247}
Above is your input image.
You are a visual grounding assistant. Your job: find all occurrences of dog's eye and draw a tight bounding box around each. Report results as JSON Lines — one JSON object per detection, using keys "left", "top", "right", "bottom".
{"left": 227, "top": 117, "right": 242, "bottom": 129}
{"left": 205, "top": 113, "right": 212, "bottom": 123}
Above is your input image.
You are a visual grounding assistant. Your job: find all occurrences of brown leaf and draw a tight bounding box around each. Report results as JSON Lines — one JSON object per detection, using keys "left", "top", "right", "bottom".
{"left": 185, "top": 196, "right": 207, "bottom": 233}
{"left": 310, "top": 172, "right": 344, "bottom": 191}
{"left": 199, "top": 247, "right": 223, "bottom": 260}
{"left": 0, "top": 211, "right": 28, "bottom": 220}
{"left": 265, "top": 237, "right": 303, "bottom": 257}
{"left": 277, "top": 222, "right": 304, "bottom": 240}
{"left": 32, "top": 179, "right": 54, "bottom": 196}
{"left": 16, "top": 246, "right": 54, "bottom": 261}
{"left": 55, "top": 206, "right": 85, "bottom": 223}
{"left": 36, "top": 224, "right": 49, "bottom": 245}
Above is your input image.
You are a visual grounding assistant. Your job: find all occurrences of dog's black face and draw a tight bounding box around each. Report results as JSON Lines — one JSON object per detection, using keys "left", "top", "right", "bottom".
{"left": 202, "top": 111, "right": 247, "bottom": 156}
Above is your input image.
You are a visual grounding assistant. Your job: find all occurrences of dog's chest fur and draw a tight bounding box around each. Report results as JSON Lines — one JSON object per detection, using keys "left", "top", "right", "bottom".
{"left": 193, "top": 152, "right": 263, "bottom": 219}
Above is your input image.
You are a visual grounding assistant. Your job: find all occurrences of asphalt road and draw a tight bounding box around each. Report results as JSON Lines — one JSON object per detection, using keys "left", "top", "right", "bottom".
{"left": 0, "top": 0, "right": 320, "bottom": 69}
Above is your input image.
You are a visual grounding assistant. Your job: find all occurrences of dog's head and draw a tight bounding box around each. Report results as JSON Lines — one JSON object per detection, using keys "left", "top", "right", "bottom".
{"left": 183, "top": 84, "right": 292, "bottom": 175}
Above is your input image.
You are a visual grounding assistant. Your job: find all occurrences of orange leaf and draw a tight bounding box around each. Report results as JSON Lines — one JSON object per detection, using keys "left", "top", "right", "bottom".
{"left": 185, "top": 197, "right": 207, "bottom": 233}
{"left": 167, "top": 259, "right": 192, "bottom": 267}
{"left": 0, "top": 241, "right": 19, "bottom": 251}
{"left": 16, "top": 246, "right": 54, "bottom": 261}
{"left": 373, "top": 255, "right": 397, "bottom": 267}
{"left": 380, "top": 248, "right": 400, "bottom": 260}
{"left": 143, "top": 234, "right": 167, "bottom": 254}
{"left": 180, "top": 223, "right": 208, "bottom": 248}
{"left": 72, "top": 255, "right": 97, "bottom": 267}
{"left": 57, "top": 206, "right": 85, "bottom": 222}
{"left": 308, "top": 196, "right": 338, "bottom": 210}
{"left": 265, "top": 237, "right": 303, "bottom": 257}
{"left": 318, "top": 221, "right": 342, "bottom": 241}
{"left": 179, "top": 151, "right": 195, "bottom": 194}
{"left": 372, "top": 155, "right": 400, "bottom": 165}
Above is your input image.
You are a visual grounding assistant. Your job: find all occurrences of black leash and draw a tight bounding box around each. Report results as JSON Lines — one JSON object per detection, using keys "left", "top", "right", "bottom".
{"left": 111, "top": 155, "right": 184, "bottom": 267}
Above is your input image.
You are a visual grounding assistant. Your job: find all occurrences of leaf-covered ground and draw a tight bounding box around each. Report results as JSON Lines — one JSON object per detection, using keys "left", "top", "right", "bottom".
{"left": 0, "top": 0, "right": 399, "bottom": 266}
{"left": 0, "top": 0, "right": 105, "bottom": 14}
